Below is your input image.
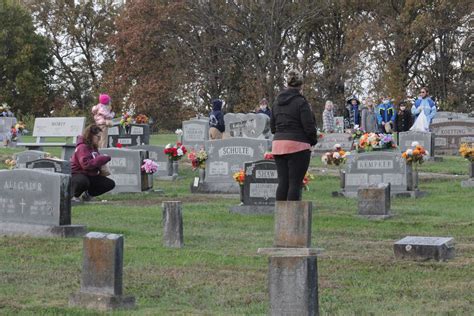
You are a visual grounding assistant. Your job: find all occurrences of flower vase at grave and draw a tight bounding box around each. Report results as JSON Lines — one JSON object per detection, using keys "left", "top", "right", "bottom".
{"left": 172, "top": 161, "right": 179, "bottom": 177}
{"left": 339, "top": 168, "right": 345, "bottom": 189}
{"left": 239, "top": 185, "right": 244, "bottom": 205}
{"left": 167, "top": 159, "right": 173, "bottom": 176}
{"left": 406, "top": 164, "right": 419, "bottom": 191}
{"left": 125, "top": 125, "right": 131, "bottom": 135}
{"left": 470, "top": 160, "right": 474, "bottom": 179}
{"left": 198, "top": 168, "right": 205, "bottom": 183}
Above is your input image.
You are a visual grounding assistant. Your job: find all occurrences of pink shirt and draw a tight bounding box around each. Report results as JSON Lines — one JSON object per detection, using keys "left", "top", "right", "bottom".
{"left": 272, "top": 140, "right": 311, "bottom": 155}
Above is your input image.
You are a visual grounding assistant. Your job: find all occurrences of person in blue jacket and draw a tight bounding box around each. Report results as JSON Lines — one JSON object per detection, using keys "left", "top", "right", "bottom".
{"left": 376, "top": 97, "right": 396, "bottom": 133}
{"left": 209, "top": 99, "right": 225, "bottom": 139}
{"left": 412, "top": 87, "right": 437, "bottom": 124}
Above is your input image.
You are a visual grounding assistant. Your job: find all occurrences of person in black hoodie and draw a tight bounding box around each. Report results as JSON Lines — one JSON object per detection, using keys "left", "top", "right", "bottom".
{"left": 271, "top": 69, "right": 317, "bottom": 201}
{"left": 208, "top": 99, "right": 225, "bottom": 139}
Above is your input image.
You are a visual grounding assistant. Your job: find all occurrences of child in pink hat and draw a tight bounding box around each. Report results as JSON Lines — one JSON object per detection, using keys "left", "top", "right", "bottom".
{"left": 91, "top": 94, "right": 115, "bottom": 148}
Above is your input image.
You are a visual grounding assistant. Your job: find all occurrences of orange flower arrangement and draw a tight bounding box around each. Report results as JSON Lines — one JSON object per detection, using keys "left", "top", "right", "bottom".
{"left": 233, "top": 169, "right": 245, "bottom": 185}
{"left": 401, "top": 142, "right": 428, "bottom": 165}
{"left": 459, "top": 143, "right": 474, "bottom": 161}
{"left": 135, "top": 114, "right": 149, "bottom": 124}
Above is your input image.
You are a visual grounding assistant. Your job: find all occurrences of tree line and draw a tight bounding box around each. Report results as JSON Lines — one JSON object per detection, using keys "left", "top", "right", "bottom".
{"left": 0, "top": 0, "right": 471, "bottom": 129}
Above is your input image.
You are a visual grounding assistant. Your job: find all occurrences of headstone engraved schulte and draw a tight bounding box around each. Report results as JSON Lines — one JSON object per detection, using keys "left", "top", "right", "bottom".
{"left": 342, "top": 151, "right": 407, "bottom": 197}
{"left": 0, "top": 169, "right": 86, "bottom": 237}
{"left": 197, "top": 138, "right": 270, "bottom": 193}
{"left": 100, "top": 148, "right": 152, "bottom": 193}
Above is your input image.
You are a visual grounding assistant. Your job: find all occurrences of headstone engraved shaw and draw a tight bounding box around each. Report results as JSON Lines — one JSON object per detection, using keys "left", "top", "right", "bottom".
{"left": 230, "top": 160, "right": 277, "bottom": 214}
{"left": 100, "top": 148, "right": 152, "bottom": 193}
{"left": 0, "top": 169, "right": 86, "bottom": 237}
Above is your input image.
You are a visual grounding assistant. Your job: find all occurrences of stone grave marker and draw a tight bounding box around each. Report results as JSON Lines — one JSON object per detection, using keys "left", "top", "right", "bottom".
{"left": 342, "top": 150, "right": 409, "bottom": 197}
{"left": 334, "top": 116, "right": 344, "bottom": 133}
{"left": 358, "top": 183, "right": 392, "bottom": 219}
{"left": 69, "top": 232, "right": 135, "bottom": 310}
{"left": 182, "top": 118, "right": 209, "bottom": 150}
{"left": 193, "top": 137, "right": 271, "bottom": 193}
{"left": 431, "top": 120, "right": 474, "bottom": 155}
{"left": 224, "top": 113, "right": 271, "bottom": 139}
{"left": 398, "top": 131, "right": 435, "bottom": 159}
{"left": 100, "top": 148, "right": 152, "bottom": 193}
{"left": 461, "top": 160, "right": 474, "bottom": 187}
{"left": 229, "top": 160, "right": 278, "bottom": 215}
{"left": 313, "top": 133, "right": 353, "bottom": 154}
{"left": 432, "top": 111, "right": 471, "bottom": 124}
{"left": 0, "top": 169, "right": 86, "bottom": 237}
{"left": 394, "top": 236, "right": 455, "bottom": 261}
{"left": 26, "top": 158, "right": 71, "bottom": 174}
{"left": 162, "top": 201, "right": 184, "bottom": 248}
{"left": 107, "top": 123, "right": 150, "bottom": 148}
{"left": 14, "top": 150, "right": 47, "bottom": 168}
{"left": 0, "top": 117, "right": 17, "bottom": 145}
{"left": 129, "top": 145, "right": 168, "bottom": 177}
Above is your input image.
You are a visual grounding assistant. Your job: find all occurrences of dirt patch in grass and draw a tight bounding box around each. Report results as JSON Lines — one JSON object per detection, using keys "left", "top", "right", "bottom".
{"left": 88, "top": 193, "right": 238, "bottom": 206}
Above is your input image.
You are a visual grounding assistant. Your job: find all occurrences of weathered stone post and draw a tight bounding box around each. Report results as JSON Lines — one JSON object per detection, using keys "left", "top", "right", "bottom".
{"left": 358, "top": 183, "right": 392, "bottom": 219}
{"left": 461, "top": 160, "right": 474, "bottom": 187}
{"left": 258, "top": 201, "right": 320, "bottom": 315}
{"left": 69, "top": 232, "right": 135, "bottom": 311}
{"left": 162, "top": 201, "right": 184, "bottom": 248}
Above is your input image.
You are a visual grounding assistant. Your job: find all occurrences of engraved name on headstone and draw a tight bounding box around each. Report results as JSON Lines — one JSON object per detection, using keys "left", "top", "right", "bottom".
{"left": 107, "top": 124, "right": 150, "bottom": 148}
{"left": 343, "top": 151, "right": 407, "bottom": 196}
{"left": 182, "top": 119, "right": 209, "bottom": 150}
{"left": 313, "top": 133, "right": 353, "bottom": 153}
{"left": 431, "top": 120, "right": 474, "bottom": 155}
{"left": 224, "top": 113, "right": 270, "bottom": 139}
{"left": 100, "top": 148, "right": 152, "bottom": 193}
{"left": 243, "top": 160, "right": 278, "bottom": 206}
{"left": 394, "top": 236, "right": 455, "bottom": 261}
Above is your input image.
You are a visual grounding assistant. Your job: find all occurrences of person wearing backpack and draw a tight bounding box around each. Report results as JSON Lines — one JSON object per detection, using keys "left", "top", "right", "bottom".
{"left": 209, "top": 99, "right": 225, "bottom": 140}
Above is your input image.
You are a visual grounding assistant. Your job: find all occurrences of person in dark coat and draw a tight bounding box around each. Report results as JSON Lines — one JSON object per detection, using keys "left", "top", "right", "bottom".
{"left": 344, "top": 95, "right": 361, "bottom": 130}
{"left": 208, "top": 99, "right": 225, "bottom": 139}
{"left": 257, "top": 98, "right": 272, "bottom": 117}
{"left": 70, "top": 124, "right": 115, "bottom": 202}
{"left": 270, "top": 69, "right": 317, "bottom": 201}
{"left": 395, "top": 100, "right": 413, "bottom": 133}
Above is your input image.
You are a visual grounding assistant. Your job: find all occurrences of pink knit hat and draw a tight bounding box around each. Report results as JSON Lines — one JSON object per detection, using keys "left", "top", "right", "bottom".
{"left": 99, "top": 94, "right": 111, "bottom": 105}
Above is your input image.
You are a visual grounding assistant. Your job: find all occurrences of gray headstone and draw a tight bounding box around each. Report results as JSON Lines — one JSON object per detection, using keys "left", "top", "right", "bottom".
{"left": 313, "top": 133, "right": 353, "bottom": 153}
{"left": 182, "top": 119, "right": 209, "bottom": 150}
{"left": 394, "top": 236, "right": 455, "bottom": 261}
{"left": 32, "top": 117, "right": 85, "bottom": 138}
{"left": 224, "top": 113, "right": 270, "bottom": 139}
{"left": 243, "top": 160, "right": 278, "bottom": 206}
{"left": 274, "top": 201, "right": 312, "bottom": 248}
{"left": 343, "top": 151, "right": 407, "bottom": 196}
{"left": 162, "top": 201, "right": 184, "bottom": 248}
{"left": 14, "top": 150, "right": 47, "bottom": 168}
{"left": 69, "top": 232, "right": 135, "bottom": 311}
{"left": 358, "top": 183, "right": 391, "bottom": 219}
{"left": 26, "top": 158, "right": 71, "bottom": 174}
{"left": 269, "top": 256, "right": 319, "bottom": 316}
{"left": 107, "top": 124, "right": 150, "bottom": 148}
{"left": 432, "top": 111, "right": 471, "bottom": 124}
{"left": 0, "top": 117, "right": 17, "bottom": 143}
{"left": 431, "top": 120, "right": 474, "bottom": 155}
{"left": 205, "top": 138, "right": 271, "bottom": 185}
{"left": 0, "top": 169, "right": 86, "bottom": 237}
{"left": 129, "top": 145, "right": 168, "bottom": 177}
{"left": 398, "top": 131, "right": 435, "bottom": 158}
{"left": 100, "top": 148, "right": 152, "bottom": 193}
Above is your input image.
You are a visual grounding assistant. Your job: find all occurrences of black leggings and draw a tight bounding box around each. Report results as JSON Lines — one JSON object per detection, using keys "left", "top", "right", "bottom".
{"left": 274, "top": 150, "right": 311, "bottom": 201}
{"left": 71, "top": 174, "right": 115, "bottom": 198}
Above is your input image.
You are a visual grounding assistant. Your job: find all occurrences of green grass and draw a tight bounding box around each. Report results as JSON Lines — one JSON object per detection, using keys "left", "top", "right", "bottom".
{"left": 0, "top": 135, "right": 473, "bottom": 315}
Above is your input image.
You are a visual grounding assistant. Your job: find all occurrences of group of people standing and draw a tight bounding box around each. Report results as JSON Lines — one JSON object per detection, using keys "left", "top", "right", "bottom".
{"left": 322, "top": 87, "right": 437, "bottom": 134}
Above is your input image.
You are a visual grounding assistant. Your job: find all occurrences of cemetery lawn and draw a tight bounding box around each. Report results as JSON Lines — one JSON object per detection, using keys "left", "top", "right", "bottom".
{"left": 0, "top": 136, "right": 473, "bottom": 315}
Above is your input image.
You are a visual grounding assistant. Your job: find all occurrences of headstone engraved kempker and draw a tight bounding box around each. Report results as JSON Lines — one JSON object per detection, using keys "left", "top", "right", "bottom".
{"left": 26, "top": 158, "right": 71, "bottom": 174}
{"left": 193, "top": 138, "right": 271, "bottom": 193}
{"left": 398, "top": 131, "right": 435, "bottom": 158}
{"left": 224, "top": 113, "right": 271, "bottom": 139}
{"left": 14, "top": 150, "right": 48, "bottom": 168}
{"left": 230, "top": 160, "right": 278, "bottom": 215}
{"left": 313, "top": 133, "right": 353, "bottom": 154}
{"left": 431, "top": 120, "right": 474, "bottom": 155}
{"left": 100, "top": 148, "right": 152, "bottom": 193}
{"left": 182, "top": 118, "right": 209, "bottom": 150}
{"left": 107, "top": 123, "right": 150, "bottom": 148}
{"left": 0, "top": 169, "right": 86, "bottom": 237}
{"left": 342, "top": 151, "right": 408, "bottom": 197}
{"left": 394, "top": 236, "right": 455, "bottom": 261}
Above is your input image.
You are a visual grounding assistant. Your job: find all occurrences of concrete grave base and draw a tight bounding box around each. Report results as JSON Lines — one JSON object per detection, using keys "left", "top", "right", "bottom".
{"left": 358, "top": 214, "right": 393, "bottom": 220}
{"left": 0, "top": 222, "right": 87, "bottom": 238}
{"left": 156, "top": 175, "right": 185, "bottom": 181}
{"left": 69, "top": 292, "right": 135, "bottom": 311}
{"left": 336, "top": 190, "right": 427, "bottom": 198}
{"left": 394, "top": 236, "right": 455, "bottom": 261}
{"left": 190, "top": 182, "right": 240, "bottom": 194}
{"left": 229, "top": 205, "right": 274, "bottom": 215}
{"left": 461, "top": 179, "right": 474, "bottom": 187}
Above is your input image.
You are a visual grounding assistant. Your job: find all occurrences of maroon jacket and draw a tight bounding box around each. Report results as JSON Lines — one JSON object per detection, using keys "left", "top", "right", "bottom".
{"left": 70, "top": 136, "right": 111, "bottom": 176}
